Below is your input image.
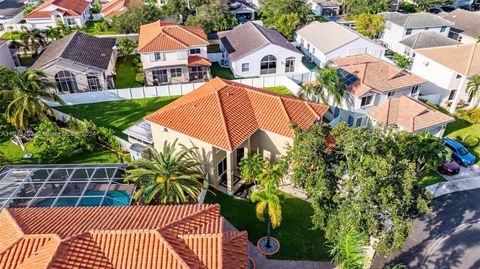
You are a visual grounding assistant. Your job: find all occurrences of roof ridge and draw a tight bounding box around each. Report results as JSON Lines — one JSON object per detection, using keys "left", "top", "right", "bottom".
{"left": 163, "top": 204, "right": 221, "bottom": 234}
{"left": 152, "top": 230, "right": 193, "bottom": 268}
{"left": 215, "top": 88, "right": 234, "bottom": 151}
{"left": 305, "top": 101, "right": 321, "bottom": 118}
{"left": 248, "top": 22, "right": 271, "bottom": 45}
{"left": 466, "top": 42, "right": 478, "bottom": 76}
{"left": 17, "top": 235, "right": 62, "bottom": 269}
{"left": 278, "top": 96, "right": 292, "bottom": 124}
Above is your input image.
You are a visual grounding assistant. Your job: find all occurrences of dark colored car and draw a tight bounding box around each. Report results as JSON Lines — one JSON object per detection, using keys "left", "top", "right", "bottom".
{"left": 438, "top": 161, "right": 460, "bottom": 175}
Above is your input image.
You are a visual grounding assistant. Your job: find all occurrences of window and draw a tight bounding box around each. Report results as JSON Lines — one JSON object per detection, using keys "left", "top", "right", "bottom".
{"left": 86, "top": 73, "right": 101, "bottom": 91}
{"left": 152, "top": 69, "right": 168, "bottom": 84}
{"left": 65, "top": 18, "right": 75, "bottom": 26}
{"left": 388, "top": 91, "right": 395, "bottom": 98}
{"left": 55, "top": 70, "right": 78, "bottom": 93}
{"left": 242, "top": 63, "right": 249, "bottom": 72}
{"left": 448, "top": 89, "right": 457, "bottom": 101}
{"left": 456, "top": 74, "right": 462, "bottom": 79}
{"left": 312, "top": 47, "right": 315, "bottom": 54}
{"left": 405, "top": 28, "right": 412, "bottom": 35}
{"left": 411, "top": 85, "right": 419, "bottom": 95}
{"left": 355, "top": 117, "right": 363, "bottom": 127}
{"left": 260, "top": 55, "right": 277, "bottom": 75}
{"left": 190, "top": 48, "right": 201, "bottom": 54}
{"left": 189, "top": 66, "right": 206, "bottom": 81}
{"left": 217, "top": 158, "right": 227, "bottom": 182}
{"left": 404, "top": 47, "right": 412, "bottom": 57}
{"left": 386, "top": 22, "right": 392, "bottom": 30}
{"left": 170, "top": 68, "right": 182, "bottom": 78}
{"left": 440, "top": 26, "right": 447, "bottom": 33}
{"left": 347, "top": 115, "right": 354, "bottom": 126}
{"left": 360, "top": 95, "right": 373, "bottom": 107}
{"left": 306, "top": 43, "right": 310, "bottom": 51}
{"left": 424, "top": 27, "right": 430, "bottom": 30}
{"left": 300, "top": 38, "right": 304, "bottom": 46}
{"left": 177, "top": 51, "right": 188, "bottom": 60}
{"left": 285, "top": 57, "right": 295, "bottom": 73}
{"left": 153, "top": 52, "right": 164, "bottom": 61}
{"left": 458, "top": 36, "right": 463, "bottom": 42}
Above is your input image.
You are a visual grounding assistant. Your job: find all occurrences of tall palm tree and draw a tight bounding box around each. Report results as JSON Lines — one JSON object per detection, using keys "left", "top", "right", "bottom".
{"left": 125, "top": 140, "right": 205, "bottom": 204}
{"left": 0, "top": 68, "right": 64, "bottom": 129}
{"left": 258, "top": 162, "right": 284, "bottom": 187}
{"left": 20, "top": 28, "right": 46, "bottom": 55}
{"left": 299, "top": 62, "right": 347, "bottom": 104}
{"left": 329, "top": 230, "right": 369, "bottom": 269}
{"left": 238, "top": 153, "right": 265, "bottom": 184}
{"left": 466, "top": 75, "right": 480, "bottom": 106}
{"left": 251, "top": 180, "right": 282, "bottom": 248}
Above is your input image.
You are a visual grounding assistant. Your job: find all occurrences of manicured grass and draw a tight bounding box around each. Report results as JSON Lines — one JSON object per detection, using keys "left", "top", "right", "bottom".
{"left": 56, "top": 96, "right": 179, "bottom": 139}
{"left": 263, "top": 86, "right": 292, "bottom": 95}
{"left": 444, "top": 118, "right": 480, "bottom": 164}
{"left": 1, "top": 31, "right": 23, "bottom": 40}
{"left": 115, "top": 57, "right": 143, "bottom": 88}
{"left": 211, "top": 62, "right": 234, "bottom": 80}
{"left": 419, "top": 169, "right": 446, "bottom": 187}
{"left": 204, "top": 188, "right": 330, "bottom": 261}
{"left": 81, "top": 21, "right": 118, "bottom": 35}
{"left": 314, "top": 16, "right": 328, "bottom": 22}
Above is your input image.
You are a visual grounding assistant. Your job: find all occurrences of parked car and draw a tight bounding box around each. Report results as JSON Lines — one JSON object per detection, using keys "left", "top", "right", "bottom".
{"left": 438, "top": 161, "right": 461, "bottom": 175}
{"left": 443, "top": 138, "right": 477, "bottom": 166}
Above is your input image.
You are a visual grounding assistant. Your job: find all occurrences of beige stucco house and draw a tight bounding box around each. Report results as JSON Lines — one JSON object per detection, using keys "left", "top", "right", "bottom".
{"left": 138, "top": 78, "right": 328, "bottom": 195}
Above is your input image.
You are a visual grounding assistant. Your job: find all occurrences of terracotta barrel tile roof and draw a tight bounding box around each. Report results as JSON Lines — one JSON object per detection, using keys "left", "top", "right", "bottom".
{"left": 0, "top": 204, "right": 248, "bottom": 269}
{"left": 25, "top": 0, "right": 90, "bottom": 18}
{"left": 138, "top": 21, "right": 208, "bottom": 53}
{"left": 188, "top": 55, "right": 211, "bottom": 66}
{"left": 144, "top": 78, "right": 329, "bottom": 151}
{"left": 369, "top": 96, "right": 454, "bottom": 132}
{"left": 101, "top": 0, "right": 143, "bottom": 18}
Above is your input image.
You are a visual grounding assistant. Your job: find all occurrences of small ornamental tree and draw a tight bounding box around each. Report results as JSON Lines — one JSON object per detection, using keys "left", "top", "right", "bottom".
{"left": 354, "top": 14, "right": 385, "bottom": 39}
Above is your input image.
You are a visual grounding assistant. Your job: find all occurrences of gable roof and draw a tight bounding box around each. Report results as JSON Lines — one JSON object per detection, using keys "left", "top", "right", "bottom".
{"left": 0, "top": 204, "right": 249, "bottom": 269}
{"left": 332, "top": 54, "right": 426, "bottom": 97}
{"left": 30, "top": 31, "right": 116, "bottom": 70}
{"left": 218, "top": 22, "right": 301, "bottom": 61}
{"left": 25, "top": 0, "right": 90, "bottom": 19}
{"left": 400, "top": 31, "right": 459, "bottom": 50}
{"left": 438, "top": 9, "right": 480, "bottom": 39}
{"left": 145, "top": 78, "right": 329, "bottom": 151}
{"left": 415, "top": 43, "right": 480, "bottom": 77}
{"left": 310, "top": 0, "right": 340, "bottom": 6}
{"left": 138, "top": 21, "right": 208, "bottom": 53}
{"left": 369, "top": 96, "right": 454, "bottom": 132}
{"left": 101, "top": 0, "right": 143, "bottom": 18}
{"left": 380, "top": 12, "right": 453, "bottom": 28}
{"left": 0, "top": 0, "right": 25, "bottom": 18}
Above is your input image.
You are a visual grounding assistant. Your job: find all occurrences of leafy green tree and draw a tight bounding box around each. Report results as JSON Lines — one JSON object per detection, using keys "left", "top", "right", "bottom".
{"left": 413, "top": 0, "right": 453, "bottom": 11}
{"left": 393, "top": 53, "right": 412, "bottom": 69}
{"left": 299, "top": 62, "right": 347, "bottom": 104}
{"left": 274, "top": 13, "right": 301, "bottom": 40}
{"left": 398, "top": 131, "right": 444, "bottom": 176}
{"left": 33, "top": 122, "right": 81, "bottom": 162}
{"left": 259, "top": 0, "right": 309, "bottom": 36}
{"left": 20, "top": 28, "right": 46, "bottom": 55}
{"left": 0, "top": 68, "right": 64, "bottom": 129}
{"left": 466, "top": 75, "right": 480, "bottom": 104}
{"left": 90, "top": 2, "right": 102, "bottom": 14}
{"left": 329, "top": 230, "right": 369, "bottom": 269}
{"left": 343, "top": 0, "right": 389, "bottom": 15}
{"left": 238, "top": 153, "right": 265, "bottom": 185}
{"left": 251, "top": 180, "right": 282, "bottom": 248}
{"left": 125, "top": 140, "right": 205, "bottom": 204}
{"left": 383, "top": 264, "right": 406, "bottom": 269}
{"left": 185, "top": 0, "right": 237, "bottom": 34}
{"left": 163, "top": 0, "right": 211, "bottom": 22}
{"left": 112, "top": 4, "right": 164, "bottom": 33}
{"left": 117, "top": 37, "right": 137, "bottom": 61}
{"left": 354, "top": 14, "right": 385, "bottom": 39}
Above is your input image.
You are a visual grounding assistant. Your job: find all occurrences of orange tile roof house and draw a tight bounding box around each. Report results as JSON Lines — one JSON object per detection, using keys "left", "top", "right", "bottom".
{"left": 140, "top": 78, "right": 328, "bottom": 194}
{"left": 138, "top": 21, "right": 211, "bottom": 86}
{"left": 101, "top": 0, "right": 143, "bottom": 19}
{"left": 24, "top": 0, "right": 91, "bottom": 30}
{"left": 0, "top": 204, "right": 249, "bottom": 269}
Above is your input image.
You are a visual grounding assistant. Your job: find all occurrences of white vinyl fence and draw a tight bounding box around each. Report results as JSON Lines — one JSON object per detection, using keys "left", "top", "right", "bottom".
{"left": 47, "top": 76, "right": 302, "bottom": 106}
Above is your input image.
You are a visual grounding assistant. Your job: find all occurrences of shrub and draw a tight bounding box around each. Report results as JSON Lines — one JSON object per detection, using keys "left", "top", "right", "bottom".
{"left": 135, "top": 72, "right": 144, "bottom": 84}
{"left": 93, "top": 20, "right": 111, "bottom": 33}
{"left": 132, "top": 58, "right": 140, "bottom": 65}
{"left": 137, "top": 63, "right": 143, "bottom": 68}
{"left": 33, "top": 122, "right": 81, "bottom": 162}
{"left": 401, "top": 2, "right": 417, "bottom": 13}
{"left": 136, "top": 67, "right": 143, "bottom": 73}
{"left": 456, "top": 108, "right": 480, "bottom": 124}
{"left": 458, "top": 134, "right": 479, "bottom": 148}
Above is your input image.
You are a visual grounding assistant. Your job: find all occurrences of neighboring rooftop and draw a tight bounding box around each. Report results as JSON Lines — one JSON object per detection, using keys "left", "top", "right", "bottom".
{"left": 0, "top": 0, "right": 24, "bottom": 18}
{"left": 332, "top": 54, "right": 426, "bottom": 97}
{"left": 380, "top": 12, "right": 453, "bottom": 28}
{"left": 369, "top": 96, "right": 454, "bottom": 132}
{"left": 138, "top": 21, "right": 208, "bottom": 53}
{"left": 145, "top": 78, "right": 329, "bottom": 151}
{"left": 123, "top": 120, "right": 153, "bottom": 144}
{"left": 439, "top": 9, "right": 480, "bottom": 38}
{"left": 415, "top": 43, "right": 480, "bottom": 76}
{"left": 218, "top": 21, "right": 301, "bottom": 61}
{"left": 30, "top": 31, "right": 116, "bottom": 70}
{"left": 101, "top": 0, "right": 143, "bottom": 19}
{"left": 25, "top": 0, "right": 90, "bottom": 19}
{"left": 400, "top": 31, "right": 459, "bottom": 50}
{"left": 0, "top": 204, "right": 249, "bottom": 269}
{"left": 310, "top": 0, "right": 341, "bottom": 6}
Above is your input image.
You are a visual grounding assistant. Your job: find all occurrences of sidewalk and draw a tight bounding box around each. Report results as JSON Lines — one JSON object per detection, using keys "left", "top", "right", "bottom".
{"left": 426, "top": 165, "right": 480, "bottom": 197}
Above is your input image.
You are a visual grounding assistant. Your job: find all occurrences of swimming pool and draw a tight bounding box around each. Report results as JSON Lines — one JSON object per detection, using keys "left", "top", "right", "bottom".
{"left": 35, "top": 190, "right": 132, "bottom": 208}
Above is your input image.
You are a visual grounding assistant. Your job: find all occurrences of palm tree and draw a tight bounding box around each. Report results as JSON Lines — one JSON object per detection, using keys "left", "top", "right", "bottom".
{"left": 329, "top": 230, "right": 369, "bottom": 269}
{"left": 382, "top": 265, "right": 406, "bottom": 269}
{"left": 258, "top": 162, "right": 284, "bottom": 187}
{"left": 125, "top": 140, "right": 205, "bottom": 204}
{"left": 466, "top": 75, "right": 480, "bottom": 106}
{"left": 298, "top": 62, "right": 347, "bottom": 104}
{"left": 238, "top": 153, "right": 265, "bottom": 185}
{"left": 251, "top": 180, "right": 282, "bottom": 248}
{"left": 0, "top": 68, "right": 64, "bottom": 129}
{"left": 20, "top": 28, "right": 46, "bottom": 55}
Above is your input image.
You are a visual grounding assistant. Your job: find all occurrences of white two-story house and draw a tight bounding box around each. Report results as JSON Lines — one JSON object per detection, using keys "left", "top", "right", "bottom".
{"left": 380, "top": 12, "right": 454, "bottom": 56}
{"left": 439, "top": 9, "right": 480, "bottom": 44}
{"left": 412, "top": 43, "right": 480, "bottom": 113}
{"left": 295, "top": 21, "right": 385, "bottom": 67}
{"left": 25, "top": 0, "right": 91, "bottom": 30}
{"left": 138, "top": 21, "right": 211, "bottom": 86}
{"left": 218, "top": 21, "right": 304, "bottom": 78}
{"left": 319, "top": 54, "right": 453, "bottom": 137}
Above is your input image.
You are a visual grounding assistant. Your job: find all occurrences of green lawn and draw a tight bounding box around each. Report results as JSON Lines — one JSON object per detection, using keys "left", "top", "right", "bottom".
{"left": 204, "top": 188, "right": 329, "bottom": 261}
{"left": 115, "top": 57, "right": 143, "bottom": 89}
{"left": 56, "top": 96, "right": 178, "bottom": 139}
{"left": 81, "top": 21, "right": 118, "bottom": 35}
{"left": 263, "top": 86, "right": 292, "bottom": 95}
{"left": 1, "top": 31, "right": 23, "bottom": 40}
{"left": 444, "top": 118, "right": 480, "bottom": 164}
{"left": 211, "top": 63, "right": 234, "bottom": 80}
{"left": 419, "top": 169, "right": 446, "bottom": 187}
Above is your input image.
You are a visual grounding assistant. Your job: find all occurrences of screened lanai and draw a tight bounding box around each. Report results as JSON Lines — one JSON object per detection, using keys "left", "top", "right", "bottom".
{"left": 0, "top": 164, "right": 135, "bottom": 210}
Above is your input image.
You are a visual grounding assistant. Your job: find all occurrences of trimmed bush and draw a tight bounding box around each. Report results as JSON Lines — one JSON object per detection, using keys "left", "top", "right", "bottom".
{"left": 135, "top": 73, "right": 144, "bottom": 84}
{"left": 456, "top": 108, "right": 480, "bottom": 124}
{"left": 132, "top": 58, "right": 140, "bottom": 65}
{"left": 136, "top": 63, "right": 143, "bottom": 68}
{"left": 458, "top": 134, "right": 479, "bottom": 148}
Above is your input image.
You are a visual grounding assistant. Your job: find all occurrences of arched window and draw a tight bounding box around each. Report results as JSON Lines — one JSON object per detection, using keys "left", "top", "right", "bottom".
{"left": 285, "top": 57, "right": 295, "bottom": 73}
{"left": 86, "top": 73, "right": 101, "bottom": 91}
{"left": 55, "top": 70, "right": 78, "bottom": 93}
{"left": 260, "top": 55, "right": 276, "bottom": 75}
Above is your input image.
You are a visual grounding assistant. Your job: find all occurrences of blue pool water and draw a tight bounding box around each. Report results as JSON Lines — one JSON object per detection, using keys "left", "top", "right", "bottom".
{"left": 35, "top": 190, "right": 131, "bottom": 208}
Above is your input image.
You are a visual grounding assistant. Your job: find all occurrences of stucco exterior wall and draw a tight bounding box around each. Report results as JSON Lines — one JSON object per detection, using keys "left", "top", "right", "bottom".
{"left": 0, "top": 42, "right": 15, "bottom": 70}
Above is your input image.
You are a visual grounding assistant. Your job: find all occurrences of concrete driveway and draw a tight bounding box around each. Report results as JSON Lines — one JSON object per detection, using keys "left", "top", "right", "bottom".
{"left": 372, "top": 188, "right": 480, "bottom": 269}
{"left": 442, "top": 164, "right": 480, "bottom": 181}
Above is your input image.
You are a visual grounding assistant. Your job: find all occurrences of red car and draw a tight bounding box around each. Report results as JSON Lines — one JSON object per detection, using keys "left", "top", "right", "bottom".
{"left": 438, "top": 161, "right": 460, "bottom": 175}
